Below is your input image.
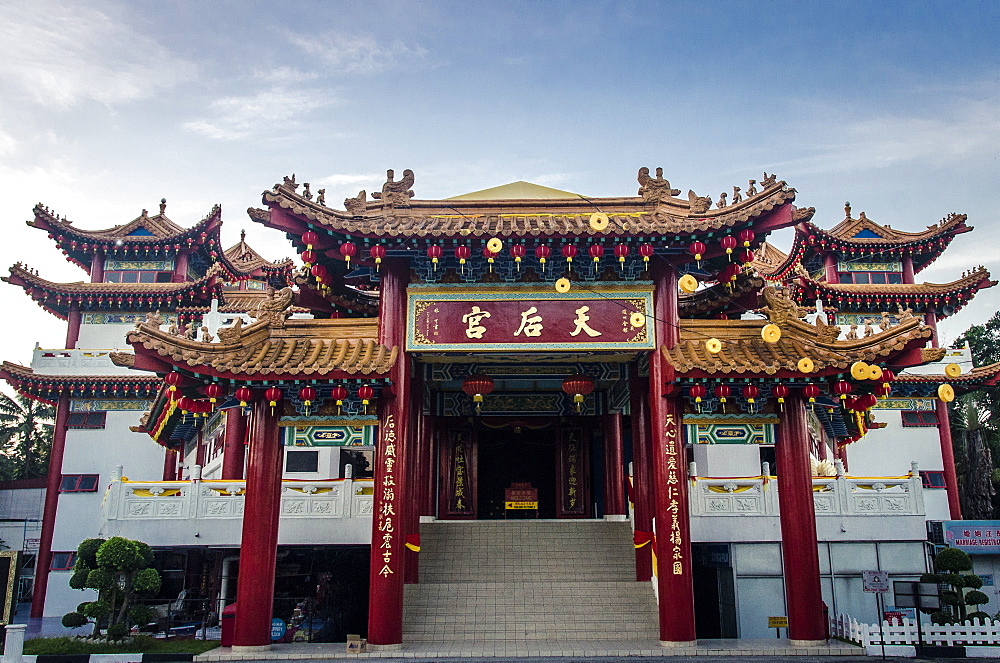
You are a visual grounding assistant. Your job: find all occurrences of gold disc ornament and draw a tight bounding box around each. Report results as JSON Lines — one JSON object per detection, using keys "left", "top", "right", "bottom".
{"left": 868, "top": 365, "right": 883, "bottom": 381}
{"left": 555, "top": 278, "right": 571, "bottom": 293}
{"left": 761, "top": 323, "right": 782, "bottom": 344}
{"left": 705, "top": 338, "right": 723, "bottom": 354}
{"left": 850, "top": 361, "right": 870, "bottom": 380}
{"left": 630, "top": 312, "right": 646, "bottom": 328}
{"left": 797, "top": 357, "right": 815, "bottom": 373}
{"left": 938, "top": 383, "right": 955, "bottom": 402}
{"left": 679, "top": 274, "right": 699, "bottom": 293}
{"left": 589, "top": 212, "right": 609, "bottom": 231}
{"left": 487, "top": 237, "right": 503, "bottom": 253}
{"left": 945, "top": 363, "right": 962, "bottom": 378}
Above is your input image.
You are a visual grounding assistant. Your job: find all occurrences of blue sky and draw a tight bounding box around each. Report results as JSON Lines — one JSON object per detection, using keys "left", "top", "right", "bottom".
{"left": 0, "top": 1, "right": 997, "bottom": 362}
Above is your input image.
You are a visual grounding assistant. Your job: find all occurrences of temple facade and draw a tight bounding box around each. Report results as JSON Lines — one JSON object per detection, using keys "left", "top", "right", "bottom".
{"left": 3, "top": 170, "right": 997, "bottom": 648}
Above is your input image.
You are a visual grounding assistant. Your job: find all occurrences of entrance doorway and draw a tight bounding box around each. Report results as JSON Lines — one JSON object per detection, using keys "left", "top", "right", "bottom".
{"left": 476, "top": 428, "right": 558, "bottom": 519}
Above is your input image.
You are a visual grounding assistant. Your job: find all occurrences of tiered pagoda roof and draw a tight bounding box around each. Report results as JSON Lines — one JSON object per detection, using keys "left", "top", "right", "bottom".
{"left": 798, "top": 204, "right": 971, "bottom": 274}
{"left": 0, "top": 361, "right": 159, "bottom": 404}
{"left": 3, "top": 264, "right": 220, "bottom": 319}
{"left": 28, "top": 201, "right": 224, "bottom": 274}
{"left": 216, "top": 230, "right": 294, "bottom": 284}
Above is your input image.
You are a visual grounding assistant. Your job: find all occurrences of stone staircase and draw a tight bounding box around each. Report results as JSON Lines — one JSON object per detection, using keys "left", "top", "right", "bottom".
{"left": 402, "top": 520, "right": 659, "bottom": 643}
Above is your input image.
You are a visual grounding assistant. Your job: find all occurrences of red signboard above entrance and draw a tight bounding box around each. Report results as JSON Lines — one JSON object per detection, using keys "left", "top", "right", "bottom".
{"left": 406, "top": 285, "right": 654, "bottom": 352}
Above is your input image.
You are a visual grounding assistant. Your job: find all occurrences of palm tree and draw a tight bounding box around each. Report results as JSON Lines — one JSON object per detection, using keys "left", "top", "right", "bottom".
{"left": 950, "top": 393, "right": 1000, "bottom": 519}
{"left": 0, "top": 392, "right": 54, "bottom": 480}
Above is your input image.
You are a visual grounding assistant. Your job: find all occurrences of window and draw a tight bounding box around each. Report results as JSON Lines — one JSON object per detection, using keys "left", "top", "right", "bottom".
{"left": 59, "top": 474, "right": 99, "bottom": 493}
{"left": 901, "top": 411, "right": 939, "bottom": 427}
{"left": 66, "top": 412, "right": 106, "bottom": 429}
{"left": 838, "top": 272, "right": 903, "bottom": 285}
{"left": 920, "top": 470, "right": 947, "bottom": 489}
{"left": 105, "top": 270, "right": 173, "bottom": 284}
{"left": 50, "top": 552, "right": 76, "bottom": 570}
{"left": 285, "top": 450, "right": 319, "bottom": 473}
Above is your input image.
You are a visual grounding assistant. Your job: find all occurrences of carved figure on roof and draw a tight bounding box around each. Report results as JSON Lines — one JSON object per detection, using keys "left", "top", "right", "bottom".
{"left": 844, "top": 202, "right": 852, "bottom": 219}
{"left": 717, "top": 192, "right": 727, "bottom": 208}
{"left": 316, "top": 189, "right": 326, "bottom": 206}
{"left": 637, "top": 167, "right": 680, "bottom": 203}
{"left": 344, "top": 190, "right": 368, "bottom": 216}
{"left": 200, "top": 326, "right": 214, "bottom": 343}
{"left": 747, "top": 180, "right": 757, "bottom": 196}
{"left": 898, "top": 304, "right": 915, "bottom": 320}
{"left": 159, "top": 199, "right": 167, "bottom": 215}
{"left": 143, "top": 310, "right": 163, "bottom": 327}
{"left": 880, "top": 311, "right": 891, "bottom": 331}
{"left": 250, "top": 286, "right": 295, "bottom": 328}
{"left": 761, "top": 172, "right": 777, "bottom": 187}
{"left": 731, "top": 186, "right": 742, "bottom": 204}
{"left": 168, "top": 321, "right": 179, "bottom": 336}
{"left": 282, "top": 174, "right": 298, "bottom": 191}
{"left": 846, "top": 324, "right": 859, "bottom": 340}
{"left": 687, "top": 190, "right": 712, "bottom": 214}
{"left": 814, "top": 316, "right": 841, "bottom": 343}
{"left": 302, "top": 183, "right": 312, "bottom": 200}
{"left": 184, "top": 324, "right": 198, "bottom": 341}
{"left": 760, "top": 286, "right": 808, "bottom": 325}
{"left": 217, "top": 317, "right": 244, "bottom": 343}
{"left": 371, "top": 169, "right": 415, "bottom": 209}
{"left": 864, "top": 320, "right": 874, "bottom": 337}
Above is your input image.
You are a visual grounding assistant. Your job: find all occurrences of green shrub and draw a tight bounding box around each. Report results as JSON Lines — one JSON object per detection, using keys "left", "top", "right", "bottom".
{"left": 127, "top": 604, "right": 153, "bottom": 626}
{"left": 920, "top": 572, "right": 940, "bottom": 583}
{"left": 81, "top": 599, "right": 110, "bottom": 619}
{"left": 61, "top": 612, "right": 88, "bottom": 628}
{"left": 85, "top": 568, "right": 112, "bottom": 590}
{"left": 966, "top": 590, "right": 990, "bottom": 607}
{"left": 96, "top": 537, "right": 141, "bottom": 570}
{"left": 24, "top": 636, "right": 220, "bottom": 655}
{"left": 76, "top": 538, "right": 105, "bottom": 569}
{"left": 132, "top": 568, "right": 161, "bottom": 595}
{"left": 965, "top": 575, "right": 985, "bottom": 590}
{"left": 967, "top": 611, "right": 992, "bottom": 622}
{"left": 935, "top": 547, "right": 973, "bottom": 573}
{"left": 68, "top": 569, "right": 89, "bottom": 590}
{"left": 105, "top": 623, "right": 128, "bottom": 641}
{"left": 941, "top": 590, "right": 959, "bottom": 606}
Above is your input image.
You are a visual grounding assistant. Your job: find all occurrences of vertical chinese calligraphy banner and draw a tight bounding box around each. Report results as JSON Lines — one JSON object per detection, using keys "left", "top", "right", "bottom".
{"left": 439, "top": 429, "right": 477, "bottom": 519}
{"left": 407, "top": 286, "right": 654, "bottom": 352}
{"left": 557, "top": 428, "right": 590, "bottom": 518}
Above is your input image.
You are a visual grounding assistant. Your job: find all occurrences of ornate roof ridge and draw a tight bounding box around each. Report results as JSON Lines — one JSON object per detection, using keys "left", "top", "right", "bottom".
{"left": 0, "top": 360, "right": 159, "bottom": 404}
{"left": 220, "top": 229, "right": 294, "bottom": 276}
{"left": 30, "top": 201, "right": 222, "bottom": 243}
{"left": 260, "top": 169, "right": 801, "bottom": 240}
{"left": 679, "top": 273, "right": 764, "bottom": 316}
{"left": 809, "top": 206, "right": 970, "bottom": 245}
{"left": 805, "top": 266, "right": 995, "bottom": 295}
{"left": 4, "top": 263, "right": 219, "bottom": 295}
{"left": 895, "top": 361, "right": 1000, "bottom": 385}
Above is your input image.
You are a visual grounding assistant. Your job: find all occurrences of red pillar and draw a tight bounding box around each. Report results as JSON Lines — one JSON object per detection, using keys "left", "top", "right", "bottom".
{"left": 418, "top": 413, "right": 435, "bottom": 518}
{"left": 65, "top": 305, "right": 81, "bottom": 349}
{"left": 162, "top": 448, "right": 178, "bottom": 481}
{"left": 902, "top": 256, "right": 915, "bottom": 284}
{"left": 90, "top": 250, "right": 105, "bottom": 283}
{"left": 195, "top": 428, "right": 206, "bottom": 468}
{"left": 823, "top": 254, "right": 838, "bottom": 284}
{"left": 603, "top": 413, "right": 626, "bottom": 516}
{"left": 31, "top": 394, "right": 69, "bottom": 617}
{"left": 648, "top": 259, "right": 696, "bottom": 645}
{"left": 221, "top": 408, "right": 248, "bottom": 480}
{"left": 630, "top": 370, "right": 653, "bottom": 582}
{"left": 403, "top": 373, "right": 421, "bottom": 584}
{"left": 368, "top": 259, "right": 412, "bottom": 648}
{"left": 776, "top": 394, "right": 827, "bottom": 644}
{"left": 173, "top": 251, "right": 190, "bottom": 282}
{"left": 231, "top": 395, "right": 283, "bottom": 650}
{"left": 936, "top": 400, "right": 962, "bottom": 519}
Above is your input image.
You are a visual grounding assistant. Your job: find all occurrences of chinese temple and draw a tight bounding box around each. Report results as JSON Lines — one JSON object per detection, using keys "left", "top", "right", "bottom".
{"left": 3, "top": 169, "right": 997, "bottom": 650}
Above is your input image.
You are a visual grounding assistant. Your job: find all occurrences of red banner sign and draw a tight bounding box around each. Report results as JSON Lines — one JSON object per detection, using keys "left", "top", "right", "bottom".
{"left": 407, "top": 287, "right": 653, "bottom": 352}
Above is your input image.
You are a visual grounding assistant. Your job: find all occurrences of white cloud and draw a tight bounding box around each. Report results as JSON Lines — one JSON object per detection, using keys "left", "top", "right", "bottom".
{"left": 252, "top": 66, "right": 320, "bottom": 84}
{"left": 287, "top": 31, "right": 427, "bottom": 74}
{"left": 0, "top": 2, "right": 196, "bottom": 108}
{"left": 183, "top": 88, "right": 337, "bottom": 141}
{"left": 0, "top": 128, "right": 16, "bottom": 158}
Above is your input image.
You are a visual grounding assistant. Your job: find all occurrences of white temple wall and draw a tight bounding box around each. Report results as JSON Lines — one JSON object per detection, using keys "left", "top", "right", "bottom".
{"left": 846, "top": 414, "right": 943, "bottom": 476}
{"left": 692, "top": 444, "right": 762, "bottom": 478}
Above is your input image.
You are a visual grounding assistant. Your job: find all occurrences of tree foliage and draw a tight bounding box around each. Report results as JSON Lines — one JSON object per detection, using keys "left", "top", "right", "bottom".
{"left": 63, "top": 537, "right": 162, "bottom": 640}
{"left": 0, "top": 391, "right": 54, "bottom": 480}
{"left": 929, "top": 548, "right": 990, "bottom": 623}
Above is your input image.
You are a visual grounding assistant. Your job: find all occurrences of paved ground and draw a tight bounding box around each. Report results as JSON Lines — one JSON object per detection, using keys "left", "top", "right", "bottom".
{"left": 202, "top": 658, "right": 1000, "bottom": 663}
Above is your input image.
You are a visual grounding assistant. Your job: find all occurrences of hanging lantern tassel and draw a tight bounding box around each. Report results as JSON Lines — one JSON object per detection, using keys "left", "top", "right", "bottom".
{"left": 511, "top": 245, "right": 526, "bottom": 272}
{"left": 331, "top": 385, "right": 348, "bottom": 415}
{"left": 689, "top": 384, "right": 707, "bottom": 414}
{"left": 358, "top": 385, "right": 374, "bottom": 415}
{"left": 803, "top": 384, "right": 820, "bottom": 410}
{"left": 772, "top": 384, "right": 789, "bottom": 412}
{"left": 742, "top": 384, "right": 759, "bottom": 414}
{"left": 562, "top": 374, "right": 595, "bottom": 414}
{"left": 462, "top": 374, "right": 495, "bottom": 416}
{"left": 714, "top": 384, "right": 730, "bottom": 413}
{"left": 299, "top": 386, "right": 317, "bottom": 416}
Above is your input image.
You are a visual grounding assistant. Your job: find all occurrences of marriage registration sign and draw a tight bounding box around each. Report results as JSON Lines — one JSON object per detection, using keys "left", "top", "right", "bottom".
{"left": 406, "top": 286, "right": 654, "bottom": 352}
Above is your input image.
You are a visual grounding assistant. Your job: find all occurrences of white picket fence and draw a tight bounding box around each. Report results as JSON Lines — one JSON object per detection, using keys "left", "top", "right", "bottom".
{"left": 832, "top": 612, "right": 1000, "bottom": 646}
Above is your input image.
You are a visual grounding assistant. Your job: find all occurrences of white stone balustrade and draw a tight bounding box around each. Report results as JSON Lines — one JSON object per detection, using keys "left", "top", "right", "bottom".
{"left": 31, "top": 347, "right": 132, "bottom": 375}
{"left": 100, "top": 469, "right": 375, "bottom": 546}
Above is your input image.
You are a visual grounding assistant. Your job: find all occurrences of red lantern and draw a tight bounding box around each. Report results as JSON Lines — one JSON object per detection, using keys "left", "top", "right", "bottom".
{"left": 369, "top": 245, "right": 386, "bottom": 268}
{"left": 331, "top": 385, "right": 349, "bottom": 414}
{"left": 427, "top": 245, "right": 443, "bottom": 269}
{"left": 562, "top": 244, "right": 578, "bottom": 270}
{"left": 714, "top": 383, "right": 731, "bottom": 412}
{"left": 302, "top": 231, "right": 318, "bottom": 249}
{"left": 358, "top": 385, "right": 374, "bottom": 414}
{"left": 772, "top": 384, "right": 790, "bottom": 411}
{"left": 301, "top": 249, "right": 316, "bottom": 265}
{"left": 235, "top": 387, "right": 253, "bottom": 407}
{"left": 265, "top": 387, "right": 282, "bottom": 408}
{"left": 739, "top": 249, "right": 755, "bottom": 264}
{"left": 614, "top": 244, "right": 629, "bottom": 270}
{"left": 562, "top": 374, "right": 595, "bottom": 413}
{"left": 875, "top": 383, "right": 892, "bottom": 398}
{"left": 833, "top": 380, "right": 853, "bottom": 401}
{"left": 176, "top": 396, "right": 194, "bottom": 413}
{"left": 511, "top": 244, "right": 526, "bottom": 271}
{"left": 862, "top": 393, "right": 878, "bottom": 410}
{"left": 204, "top": 383, "right": 223, "bottom": 404}
{"left": 689, "top": 384, "right": 707, "bottom": 403}
{"left": 689, "top": 241, "right": 706, "bottom": 261}
{"left": 482, "top": 247, "right": 497, "bottom": 271}
{"left": 535, "top": 245, "right": 551, "bottom": 271}
{"left": 462, "top": 374, "right": 495, "bottom": 414}
{"left": 311, "top": 264, "right": 327, "bottom": 279}
{"left": 639, "top": 243, "right": 654, "bottom": 263}
{"left": 738, "top": 228, "right": 755, "bottom": 247}
{"left": 299, "top": 386, "right": 317, "bottom": 415}
{"left": 454, "top": 246, "right": 471, "bottom": 274}
{"left": 803, "top": 384, "right": 821, "bottom": 403}
{"left": 340, "top": 241, "right": 357, "bottom": 263}
{"left": 721, "top": 236, "right": 738, "bottom": 258}
{"left": 164, "top": 372, "right": 183, "bottom": 394}
{"left": 588, "top": 244, "right": 604, "bottom": 263}
{"left": 742, "top": 384, "right": 759, "bottom": 407}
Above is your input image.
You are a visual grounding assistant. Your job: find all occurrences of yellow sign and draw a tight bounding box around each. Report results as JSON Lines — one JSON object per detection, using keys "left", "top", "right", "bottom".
{"left": 505, "top": 501, "right": 539, "bottom": 510}
{"left": 768, "top": 616, "right": 788, "bottom": 628}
